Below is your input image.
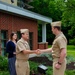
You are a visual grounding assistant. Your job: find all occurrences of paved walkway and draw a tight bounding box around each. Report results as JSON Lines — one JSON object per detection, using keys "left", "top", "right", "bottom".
{"left": 29, "top": 54, "right": 38, "bottom": 58}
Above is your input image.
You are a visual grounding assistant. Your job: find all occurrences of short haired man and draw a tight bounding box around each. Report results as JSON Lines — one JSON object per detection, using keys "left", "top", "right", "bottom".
{"left": 40, "top": 21, "right": 67, "bottom": 75}
{"left": 15, "top": 29, "right": 39, "bottom": 75}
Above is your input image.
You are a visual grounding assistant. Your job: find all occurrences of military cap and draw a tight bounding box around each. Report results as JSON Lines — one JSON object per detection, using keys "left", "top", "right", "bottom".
{"left": 20, "top": 29, "right": 29, "bottom": 33}
{"left": 51, "top": 21, "right": 61, "bottom": 27}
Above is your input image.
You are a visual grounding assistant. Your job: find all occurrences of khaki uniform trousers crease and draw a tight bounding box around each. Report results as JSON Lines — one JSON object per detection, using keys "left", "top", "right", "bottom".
{"left": 15, "top": 59, "right": 30, "bottom": 75}
{"left": 53, "top": 58, "right": 66, "bottom": 75}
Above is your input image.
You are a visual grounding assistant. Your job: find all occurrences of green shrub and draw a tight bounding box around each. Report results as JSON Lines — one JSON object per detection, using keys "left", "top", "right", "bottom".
{"left": 46, "top": 66, "right": 53, "bottom": 75}
{"left": 29, "top": 61, "right": 53, "bottom": 75}
{"left": 0, "top": 71, "right": 9, "bottom": 75}
{"left": 29, "top": 61, "right": 39, "bottom": 74}
{"left": 0, "top": 56, "right": 8, "bottom": 71}
{"left": 66, "top": 55, "right": 75, "bottom": 64}
{"left": 69, "top": 38, "right": 75, "bottom": 45}
{"left": 40, "top": 53, "right": 53, "bottom": 61}
{"left": 65, "top": 70, "right": 75, "bottom": 75}
{"left": 0, "top": 56, "right": 75, "bottom": 75}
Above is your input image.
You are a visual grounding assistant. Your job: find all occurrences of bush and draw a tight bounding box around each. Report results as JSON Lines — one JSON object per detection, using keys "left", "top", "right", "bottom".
{"left": 0, "top": 71, "right": 9, "bottom": 75}
{"left": 46, "top": 66, "right": 52, "bottom": 75}
{"left": 65, "top": 70, "right": 75, "bottom": 75}
{"left": 29, "top": 61, "right": 53, "bottom": 75}
{"left": 0, "top": 56, "right": 75, "bottom": 75}
{"left": 0, "top": 56, "right": 8, "bottom": 71}
{"left": 29, "top": 61, "right": 75, "bottom": 75}
{"left": 29, "top": 61, "right": 39, "bottom": 74}
{"left": 69, "top": 38, "right": 75, "bottom": 45}
{"left": 66, "top": 55, "right": 75, "bottom": 64}
{"left": 40, "top": 53, "right": 53, "bottom": 61}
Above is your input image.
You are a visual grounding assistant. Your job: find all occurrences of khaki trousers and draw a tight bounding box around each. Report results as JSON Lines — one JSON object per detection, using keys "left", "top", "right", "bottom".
{"left": 53, "top": 58, "right": 66, "bottom": 75}
{"left": 15, "top": 59, "right": 30, "bottom": 75}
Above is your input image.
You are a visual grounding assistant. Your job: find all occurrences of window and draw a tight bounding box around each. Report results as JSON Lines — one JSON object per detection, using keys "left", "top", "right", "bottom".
{"left": 29, "top": 32, "right": 33, "bottom": 50}
{"left": 17, "top": 31, "right": 21, "bottom": 40}
{"left": 17, "top": 31, "right": 33, "bottom": 50}
{"left": 0, "top": 30, "right": 8, "bottom": 56}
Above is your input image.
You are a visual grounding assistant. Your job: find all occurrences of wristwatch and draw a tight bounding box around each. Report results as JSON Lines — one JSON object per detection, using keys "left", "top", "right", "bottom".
{"left": 58, "top": 62, "right": 62, "bottom": 65}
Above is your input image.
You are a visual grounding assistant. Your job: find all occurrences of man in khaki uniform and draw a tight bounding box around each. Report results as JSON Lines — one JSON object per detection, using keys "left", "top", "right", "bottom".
{"left": 16, "top": 29, "right": 39, "bottom": 75}
{"left": 40, "top": 21, "right": 67, "bottom": 75}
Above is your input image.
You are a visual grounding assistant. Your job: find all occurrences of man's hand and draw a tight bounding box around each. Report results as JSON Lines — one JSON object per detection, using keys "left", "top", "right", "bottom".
{"left": 38, "top": 48, "right": 52, "bottom": 53}
{"left": 34, "top": 49, "right": 41, "bottom": 55}
{"left": 55, "top": 63, "right": 61, "bottom": 69}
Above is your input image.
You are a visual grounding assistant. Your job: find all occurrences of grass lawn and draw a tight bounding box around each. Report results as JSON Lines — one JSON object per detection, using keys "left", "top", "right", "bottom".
{"left": 48, "top": 45, "right": 75, "bottom": 56}
{"left": 67, "top": 45, "right": 75, "bottom": 57}
{"left": 67, "top": 45, "right": 75, "bottom": 51}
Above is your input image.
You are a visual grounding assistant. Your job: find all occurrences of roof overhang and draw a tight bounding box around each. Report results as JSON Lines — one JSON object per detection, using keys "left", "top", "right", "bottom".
{"left": 0, "top": 1, "right": 52, "bottom": 23}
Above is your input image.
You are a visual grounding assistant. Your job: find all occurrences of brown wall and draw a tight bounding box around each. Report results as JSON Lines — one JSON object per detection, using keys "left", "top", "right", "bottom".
{"left": 0, "top": 12, "right": 38, "bottom": 52}
{"left": 38, "top": 42, "right": 48, "bottom": 49}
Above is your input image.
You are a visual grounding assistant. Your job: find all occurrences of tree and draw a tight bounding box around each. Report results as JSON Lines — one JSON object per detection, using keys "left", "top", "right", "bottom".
{"left": 29, "top": 0, "right": 64, "bottom": 44}
{"left": 29, "top": 0, "right": 63, "bottom": 21}
{"left": 62, "top": 0, "right": 75, "bottom": 45}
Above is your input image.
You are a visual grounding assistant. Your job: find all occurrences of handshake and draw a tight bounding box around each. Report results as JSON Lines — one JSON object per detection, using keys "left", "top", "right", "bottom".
{"left": 33, "top": 48, "right": 52, "bottom": 55}
{"left": 34, "top": 49, "right": 41, "bottom": 55}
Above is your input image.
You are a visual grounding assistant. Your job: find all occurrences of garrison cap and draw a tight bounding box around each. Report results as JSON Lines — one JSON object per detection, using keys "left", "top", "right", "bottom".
{"left": 51, "top": 21, "right": 61, "bottom": 27}
{"left": 20, "top": 29, "right": 29, "bottom": 33}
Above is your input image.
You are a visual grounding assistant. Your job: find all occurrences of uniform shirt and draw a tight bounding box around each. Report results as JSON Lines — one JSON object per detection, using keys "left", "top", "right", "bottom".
{"left": 52, "top": 32, "right": 67, "bottom": 58}
{"left": 16, "top": 38, "right": 30, "bottom": 60}
{"left": 6, "top": 41, "right": 16, "bottom": 58}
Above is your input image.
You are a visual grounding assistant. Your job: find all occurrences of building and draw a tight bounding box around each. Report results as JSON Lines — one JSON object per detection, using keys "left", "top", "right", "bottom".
{"left": 0, "top": 0, "right": 52, "bottom": 56}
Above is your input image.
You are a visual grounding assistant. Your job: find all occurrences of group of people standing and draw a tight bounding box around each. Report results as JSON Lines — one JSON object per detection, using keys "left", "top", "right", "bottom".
{"left": 6, "top": 29, "right": 40, "bottom": 75}
{"left": 6, "top": 21, "right": 67, "bottom": 75}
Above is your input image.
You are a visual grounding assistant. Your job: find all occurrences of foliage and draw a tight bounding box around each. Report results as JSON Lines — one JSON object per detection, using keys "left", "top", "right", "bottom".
{"left": 40, "top": 53, "right": 53, "bottom": 61}
{"left": 40, "top": 52, "right": 75, "bottom": 65}
{"left": 0, "top": 71, "right": 9, "bottom": 75}
{"left": 67, "top": 45, "right": 75, "bottom": 51}
{"left": 0, "top": 56, "right": 8, "bottom": 71}
{"left": 29, "top": 61, "right": 52, "bottom": 75}
{"left": 66, "top": 55, "right": 75, "bottom": 64}
{"left": 30, "top": 61, "right": 75, "bottom": 75}
{"left": 46, "top": 66, "right": 53, "bottom": 75}
{"left": 29, "top": 0, "right": 64, "bottom": 44}
{"left": 67, "top": 45, "right": 75, "bottom": 57}
{"left": 62, "top": 0, "right": 75, "bottom": 45}
{"left": 69, "top": 38, "right": 75, "bottom": 45}
{"left": 0, "top": 56, "right": 9, "bottom": 75}
{"left": 29, "top": 0, "right": 63, "bottom": 21}
{"left": 29, "top": 61, "right": 39, "bottom": 74}
{"left": 0, "top": 56, "right": 75, "bottom": 75}
{"left": 29, "top": 0, "right": 75, "bottom": 45}
{"left": 65, "top": 70, "right": 75, "bottom": 75}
